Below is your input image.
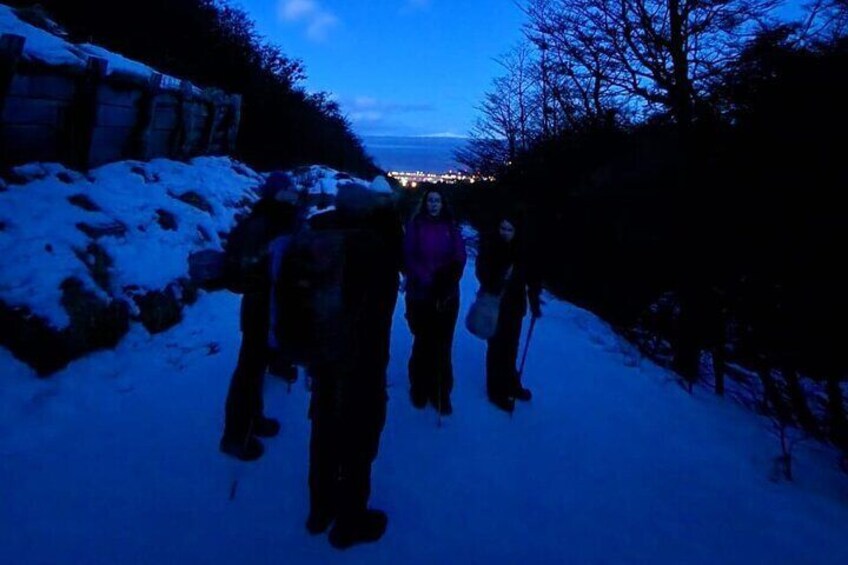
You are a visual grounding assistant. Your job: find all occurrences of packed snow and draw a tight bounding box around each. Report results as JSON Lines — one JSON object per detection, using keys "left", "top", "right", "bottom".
{"left": 287, "top": 165, "right": 375, "bottom": 196}
{"left": 0, "top": 4, "right": 183, "bottom": 91}
{"left": 0, "top": 157, "right": 261, "bottom": 328}
{"left": 2, "top": 261, "right": 847, "bottom": 563}
{"left": 0, "top": 4, "right": 81, "bottom": 68}
{"left": 0, "top": 158, "right": 379, "bottom": 334}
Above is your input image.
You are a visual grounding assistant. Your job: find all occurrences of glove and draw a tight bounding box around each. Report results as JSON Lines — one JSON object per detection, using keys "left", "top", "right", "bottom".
{"left": 268, "top": 354, "right": 298, "bottom": 384}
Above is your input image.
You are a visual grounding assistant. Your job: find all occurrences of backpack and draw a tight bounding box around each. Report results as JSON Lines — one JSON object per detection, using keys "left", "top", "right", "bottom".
{"left": 272, "top": 213, "right": 351, "bottom": 368}
{"left": 188, "top": 207, "right": 280, "bottom": 294}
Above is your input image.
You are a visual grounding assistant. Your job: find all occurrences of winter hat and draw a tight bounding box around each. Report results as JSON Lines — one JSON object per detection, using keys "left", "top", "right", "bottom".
{"left": 336, "top": 183, "right": 387, "bottom": 217}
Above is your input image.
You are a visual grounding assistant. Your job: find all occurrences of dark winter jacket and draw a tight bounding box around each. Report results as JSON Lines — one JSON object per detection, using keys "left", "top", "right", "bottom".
{"left": 221, "top": 197, "right": 297, "bottom": 339}
{"left": 403, "top": 214, "right": 467, "bottom": 302}
{"left": 475, "top": 235, "right": 542, "bottom": 319}
{"left": 273, "top": 196, "right": 402, "bottom": 387}
{"left": 225, "top": 197, "right": 298, "bottom": 295}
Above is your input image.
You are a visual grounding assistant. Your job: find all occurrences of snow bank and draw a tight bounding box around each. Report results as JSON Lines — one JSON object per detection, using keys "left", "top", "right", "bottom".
{"left": 0, "top": 154, "right": 395, "bottom": 374}
{"left": 286, "top": 165, "right": 373, "bottom": 197}
{"left": 0, "top": 157, "right": 261, "bottom": 330}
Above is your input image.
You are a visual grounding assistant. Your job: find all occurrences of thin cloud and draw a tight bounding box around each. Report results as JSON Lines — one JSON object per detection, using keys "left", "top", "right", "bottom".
{"left": 401, "top": 0, "right": 433, "bottom": 14}
{"left": 406, "top": 0, "right": 432, "bottom": 9}
{"left": 280, "top": 0, "right": 315, "bottom": 20}
{"left": 351, "top": 111, "right": 384, "bottom": 123}
{"left": 350, "top": 97, "right": 435, "bottom": 114}
{"left": 347, "top": 97, "right": 436, "bottom": 129}
{"left": 277, "top": 0, "right": 339, "bottom": 42}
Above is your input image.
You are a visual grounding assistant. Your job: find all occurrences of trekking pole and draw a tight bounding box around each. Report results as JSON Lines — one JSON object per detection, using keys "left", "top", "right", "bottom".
{"left": 436, "top": 299, "right": 445, "bottom": 429}
{"left": 517, "top": 316, "right": 538, "bottom": 381}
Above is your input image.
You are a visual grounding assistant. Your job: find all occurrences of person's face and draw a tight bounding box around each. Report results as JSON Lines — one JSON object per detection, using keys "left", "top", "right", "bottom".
{"left": 499, "top": 220, "right": 516, "bottom": 242}
{"left": 426, "top": 192, "right": 443, "bottom": 217}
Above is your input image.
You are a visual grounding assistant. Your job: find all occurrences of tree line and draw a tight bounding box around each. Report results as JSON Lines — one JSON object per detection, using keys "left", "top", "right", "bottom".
{"left": 457, "top": 0, "right": 848, "bottom": 465}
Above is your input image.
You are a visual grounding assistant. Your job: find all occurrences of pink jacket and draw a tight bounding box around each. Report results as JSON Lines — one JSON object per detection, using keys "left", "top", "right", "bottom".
{"left": 403, "top": 214, "right": 466, "bottom": 301}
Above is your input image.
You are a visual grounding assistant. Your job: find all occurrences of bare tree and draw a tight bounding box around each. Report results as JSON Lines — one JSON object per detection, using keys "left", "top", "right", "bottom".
{"left": 797, "top": 0, "right": 848, "bottom": 43}
{"left": 456, "top": 43, "right": 542, "bottom": 174}
{"left": 524, "top": 0, "right": 781, "bottom": 129}
{"left": 525, "top": 0, "right": 627, "bottom": 129}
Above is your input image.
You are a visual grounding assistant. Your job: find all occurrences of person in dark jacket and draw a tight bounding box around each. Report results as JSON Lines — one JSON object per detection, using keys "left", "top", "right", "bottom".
{"left": 475, "top": 215, "right": 542, "bottom": 412}
{"left": 219, "top": 172, "right": 299, "bottom": 462}
{"left": 299, "top": 182, "right": 402, "bottom": 550}
{"left": 403, "top": 187, "right": 467, "bottom": 415}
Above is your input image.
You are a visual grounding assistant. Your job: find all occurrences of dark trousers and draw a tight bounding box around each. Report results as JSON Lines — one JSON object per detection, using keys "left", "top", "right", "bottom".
{"left": 308, "top": 371, "right": 387, "bottom": 519}
{"left": 486, "top": 307, "right": 524, "bottom": 399}
{"left": 223, "top": 292, "right": 269, "bottom": 441}
{"left": 405, "top": 295, "right": 460, "bottom": 403}
{"left": 374, "top": 283, "right": 399, "bottom": 373}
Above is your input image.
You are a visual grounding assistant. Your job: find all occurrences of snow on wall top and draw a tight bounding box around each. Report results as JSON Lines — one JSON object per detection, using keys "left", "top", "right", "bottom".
{"left": 0, "top": 4, "right": 183, "bottom": 90}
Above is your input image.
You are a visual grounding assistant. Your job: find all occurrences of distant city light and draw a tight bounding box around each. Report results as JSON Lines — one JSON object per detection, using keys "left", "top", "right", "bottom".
{"left": 387, "top": 170, "right": 495, "bottom": 187}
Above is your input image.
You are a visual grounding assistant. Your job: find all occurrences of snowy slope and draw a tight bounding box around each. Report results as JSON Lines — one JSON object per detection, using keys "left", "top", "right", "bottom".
{"left": 2, "top": 260, "right": 847, "bottom": 564}
{"left": 0, "top": 159, "right": 377, "bottom": 332}
{"left": 0, "top": 157, "right": 262, "bottom": 329}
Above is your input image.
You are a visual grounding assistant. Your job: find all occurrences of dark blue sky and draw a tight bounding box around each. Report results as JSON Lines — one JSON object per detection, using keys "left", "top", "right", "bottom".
{"left": 236, "top": 1, "right": 526, "bottom": 137}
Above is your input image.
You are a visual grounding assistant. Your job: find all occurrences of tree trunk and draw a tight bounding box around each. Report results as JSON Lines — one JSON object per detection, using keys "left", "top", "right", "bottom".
{"left": 668, "top": 0, "right": 693, "bottom": 132}
{"left": 784, "top": 367, "right": 820, "bottom": 437}
{"left": 826, "top": 376, "right": 848, "bottom": 451}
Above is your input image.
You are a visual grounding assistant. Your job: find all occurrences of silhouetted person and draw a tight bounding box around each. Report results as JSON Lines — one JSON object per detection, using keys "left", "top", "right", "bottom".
{"left": 219, "top": 172, "right": 298, "bottom": 462}
{"left": 476, "top": 216, "right": 542, "bottom": 412}
{"left": 279, "top": 180, "right": 400, "bottom": 549}
{"left": 403, "top": 187, "right": 467, "bottom": 415}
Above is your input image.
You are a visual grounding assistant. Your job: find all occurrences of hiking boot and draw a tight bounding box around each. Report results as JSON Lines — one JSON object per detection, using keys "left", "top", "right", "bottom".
{"left": 219, "top": 434, "right": 264, "bottom": 462}
{"left": 253, "top": 416, "right": 280, "bottom": 438}
{"left": 512, "top": 387, "right": 532, "bottom": 402}
{"left": 488, "top": 394, "right": 514, "bottom": 414}
{"left": 328, "top": 509, "right": 388, "bottom": 550}
{"left": 410, "top": 388, "right": 427, "bottom": 409}
{"left": 306, "top": 508, "right": 337, "bottom": 535}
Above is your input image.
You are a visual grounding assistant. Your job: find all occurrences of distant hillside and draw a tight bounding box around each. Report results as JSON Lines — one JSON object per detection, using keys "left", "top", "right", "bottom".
{"left": 363, "top": 136, "right": 468, "bottom": 173}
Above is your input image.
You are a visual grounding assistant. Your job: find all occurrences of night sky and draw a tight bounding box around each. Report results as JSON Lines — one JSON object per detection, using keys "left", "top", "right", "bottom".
{"left": 236, "top": 0, "right": 527, "bottom": 138}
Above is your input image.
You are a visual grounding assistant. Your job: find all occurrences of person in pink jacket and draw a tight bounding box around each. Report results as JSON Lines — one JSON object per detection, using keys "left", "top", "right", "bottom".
{"left": 403, "top": 188, "right": 467, "bottom": 415}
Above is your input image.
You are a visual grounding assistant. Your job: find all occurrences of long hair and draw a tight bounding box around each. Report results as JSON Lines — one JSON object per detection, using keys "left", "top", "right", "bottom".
{"left": 484, "top": 213, "right": 527, "bottom": 257}
{"left": 413, "top": 186, "right": 454, "bottom": 222}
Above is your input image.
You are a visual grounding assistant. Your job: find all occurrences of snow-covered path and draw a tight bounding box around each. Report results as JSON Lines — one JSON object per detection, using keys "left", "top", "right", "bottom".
{"left": 3, "top": 267, "right": 848, "bottom": 564}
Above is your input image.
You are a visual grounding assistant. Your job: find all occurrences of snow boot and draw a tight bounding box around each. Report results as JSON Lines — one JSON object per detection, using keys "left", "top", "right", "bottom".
{"left": 306, "top": 507, "right": 337, "bottom": 535}
{"left": 219, "top": 434, "right": 264, "bottom": 462}
{"left": 328, "top": 509, "right": 388, "bottom": 550}
{"left": 512, "top": 387, "right": 532, "bottom": 402}
{"left": 253, "top": 416, "right": 281, "bottom": 438}
{"left": 488, "top": 394, "right": 514, "bottom": 414}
